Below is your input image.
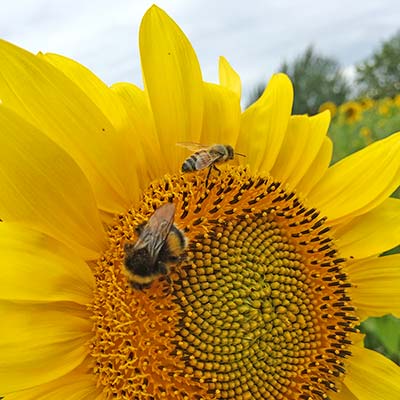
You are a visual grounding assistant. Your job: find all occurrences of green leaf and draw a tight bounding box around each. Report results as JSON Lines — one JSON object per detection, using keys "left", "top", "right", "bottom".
{"left": 361, "top": 315, "right": 400, "bottom": 364}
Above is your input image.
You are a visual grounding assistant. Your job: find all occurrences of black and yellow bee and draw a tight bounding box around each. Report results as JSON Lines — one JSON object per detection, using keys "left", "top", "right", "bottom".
{"left": 124, "top": 203, "right": 187, "bottom": 290}
{"left": 178, "top": 142, "right": 245, "bottom": 184}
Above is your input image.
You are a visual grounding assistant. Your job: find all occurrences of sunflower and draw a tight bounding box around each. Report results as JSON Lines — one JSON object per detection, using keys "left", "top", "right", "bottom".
{"left": 378, "top": 98, "right": 393, "bottom": 117}
{"left": 318, "top": 101, "right": 337, "bottom": 118}
{"left": 359, "top": 127, "right": 373, "bottom": 144}
{"left": 358, "top": 98, "right": 375, "bottom": 111}
{"left": 339, "top": 102, "right": 363, "bottom": 124}
{"left": 1, "top": 5, "right": 400, "bottom": 400}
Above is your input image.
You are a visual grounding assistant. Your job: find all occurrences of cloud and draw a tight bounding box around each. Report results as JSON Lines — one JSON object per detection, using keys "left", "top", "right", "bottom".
{"left": 1, "top": 0, "right": 399, "bottom": 97}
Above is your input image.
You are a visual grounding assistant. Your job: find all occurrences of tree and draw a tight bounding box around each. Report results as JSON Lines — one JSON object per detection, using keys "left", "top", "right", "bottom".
{"left": 355, "top": 31, "right": 400, "bottom": 99}
{"left": 246, "top": 46, "right": 350, "bottom": 115}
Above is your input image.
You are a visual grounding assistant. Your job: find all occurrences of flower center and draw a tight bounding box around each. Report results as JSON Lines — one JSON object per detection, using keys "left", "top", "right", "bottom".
{"left": 89, "top": 167, "right": 357, "bottom": 400}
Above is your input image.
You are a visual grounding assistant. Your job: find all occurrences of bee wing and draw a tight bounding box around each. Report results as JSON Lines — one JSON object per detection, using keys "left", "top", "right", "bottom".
{"left": 176, "top": 142, "right": 210, "bottom": 152}
{"left": 177, "top": 142, "right": 224, "bottom": 170}
{"left": 193, "top": 151, "right": 223, "bottom": 170}
{"left": 134, "top": 203, "right": 175, "bottom": 262}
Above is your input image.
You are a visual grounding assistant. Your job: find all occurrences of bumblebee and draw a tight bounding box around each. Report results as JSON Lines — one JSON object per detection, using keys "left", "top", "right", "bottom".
{"left": 124, "top": 203, "right": 187, "bottom": 290}
{"left": 177, "top": 142, "right": 245, "bottom": 184}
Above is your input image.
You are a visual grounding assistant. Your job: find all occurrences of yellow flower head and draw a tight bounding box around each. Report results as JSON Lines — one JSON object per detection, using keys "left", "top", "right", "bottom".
{"left": 378, "top": 103, "right": 391, "bottom": 116}
{"left": 1, "top": 6, "right": 400, "bottom": 400}
{"left": 339, "top": 101, "right": 363, "bottom": 124}
{"left": 358, "top": 98, "right": 375, "bottom": 110}
{"left": 318, "top": 101, "right": 337, "bottom": 118}
{"left": 359, "top": 126, "right": 373, "bottom": 144}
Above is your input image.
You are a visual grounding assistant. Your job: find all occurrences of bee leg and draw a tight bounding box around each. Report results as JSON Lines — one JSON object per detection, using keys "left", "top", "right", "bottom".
{"left": 205, "top": 166, "right": 212, "bottom": 187}
{"left": 206, "top": 165, "right": 221, "bottom": 188}
{"left": 213, "top": 164, "right": 221, "bottom": 176}
{"left": 165, "top": 274, "right": 174, "bottom": 296}
{"left": 161, "top": 275, "right": 173, "bottom": 297}
{"left": 158, "top": 262, "right": 173, "bottom": 296}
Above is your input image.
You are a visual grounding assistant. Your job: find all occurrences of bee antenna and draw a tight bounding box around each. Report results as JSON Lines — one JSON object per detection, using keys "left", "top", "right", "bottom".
{"left": 235, "top": 152, "right": 246, "bottom": 157}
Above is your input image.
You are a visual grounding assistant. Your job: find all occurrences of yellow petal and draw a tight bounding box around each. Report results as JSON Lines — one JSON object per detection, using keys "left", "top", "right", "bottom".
{"left": 0, "top": 223, "right": 94, "bottom": 304}
{"left": 237, "top": 73, "right": 293, "bottom": 173}
{"left": 296, "top": 136, "right": 333, "bottom": 195}
{"left": 334, "top": 198, "right": 400, "bottom": 258}
{"left": 5, "top": 360, "right": 102, "bottom": 400}
{"left": 140, "top": 5, "right": 203, "bottom": 172}
{"left": 346, "top": 255, "right": 400, "bottom": 319}
{"left": 0, "top": 39, "right": 133, "bottom": 213}
{"left": 111, "top": 82, "right": 165, "bottom": 185}
{"left": 40, "top": 54, "right": 146, "bottom": 202}
{"left": 288, "top": 111, "right": 330, "bottom": 187}
{"left": 0, "top": 106, "right": 107, "bottom": 260}
{"left": 38, "top": 52, "right": 127, "bottom": 132}
{"left": 0, "top": 301, "right": 91, "bottom": 393}
{"left": 270, "top": 115, "right": 311, "bottom": 185}
{"left": 6, "top": 375, "right": 100, "bottom": 400}
{"left": 271, "top": 112, "right": 330, "bottom": 190}
{"left": 219, "top": 56, "right": 241, "bottom": 99}
{"left": 308, "top": 131, "right": 400, "bottom": 224}
{"left": 345, "top": 345, "right": 400, "bottom": 400}
{"left": 201, "top": 82, "right": 241, "bottom": 146}
{"left": 330, "top": 384, "right": 358, "bottom": 400}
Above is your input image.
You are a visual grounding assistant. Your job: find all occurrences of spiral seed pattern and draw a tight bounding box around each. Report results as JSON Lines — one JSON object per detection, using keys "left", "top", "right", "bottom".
{"left": 89, "top": 167, "right": 357, "bottom": 400}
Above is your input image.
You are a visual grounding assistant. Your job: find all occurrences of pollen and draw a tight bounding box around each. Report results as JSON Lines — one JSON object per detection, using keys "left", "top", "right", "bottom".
{"left": 89, "top": 167, "right": 358, "bottom": 400}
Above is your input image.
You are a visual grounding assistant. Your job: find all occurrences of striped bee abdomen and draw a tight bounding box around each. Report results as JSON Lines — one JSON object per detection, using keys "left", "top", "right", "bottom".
{"left": 181, "top": 154, "right": 199, "bottom": 172}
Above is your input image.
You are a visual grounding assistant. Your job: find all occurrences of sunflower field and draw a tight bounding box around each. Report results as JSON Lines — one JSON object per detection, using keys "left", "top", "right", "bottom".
{"left": 321, "top": 96, "right": 400, "bottom": 164}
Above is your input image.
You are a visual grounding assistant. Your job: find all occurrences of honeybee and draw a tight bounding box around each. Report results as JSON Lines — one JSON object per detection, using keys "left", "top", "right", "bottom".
{"left": 177, "top": 142, "right": 245, "bottom": 184}
{"left": 124, "top": 203, "right": 187, "bottom": 291}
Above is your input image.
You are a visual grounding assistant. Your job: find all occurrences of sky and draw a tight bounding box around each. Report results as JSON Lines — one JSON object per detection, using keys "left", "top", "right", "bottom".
{"left": 1, "top": 0, "right": 399, "bottom": 101}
